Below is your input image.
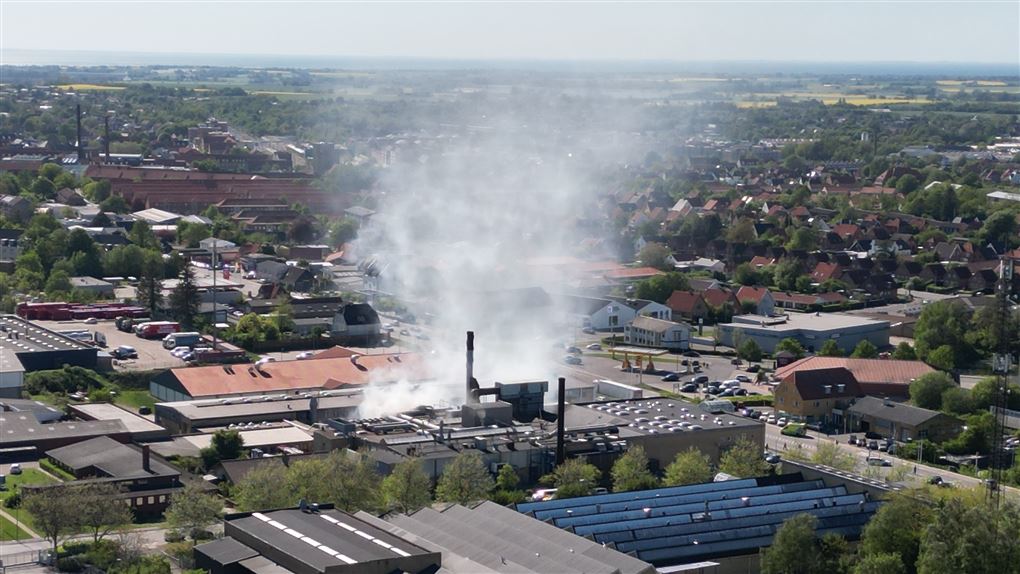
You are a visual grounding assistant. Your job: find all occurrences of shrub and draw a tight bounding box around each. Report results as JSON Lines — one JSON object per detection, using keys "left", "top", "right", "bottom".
{"left": 4, "top": 492, "right": 21, "bottom": 509}
{"left": 57, "top": 557, "right": 83, "bottom": 573}
{"left": 164, "top": 530, "right": 186, "bottom": 543}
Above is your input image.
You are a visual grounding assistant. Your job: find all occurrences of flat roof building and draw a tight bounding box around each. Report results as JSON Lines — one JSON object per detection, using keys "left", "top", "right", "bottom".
{"left": 847, "top": 396, "right": 963, "bottom": 443}
{"left": 0, "top": 315, "right": 99, "bottom": 398}
{"left": 718, "top": 313, "right": 889, "bottom": 354}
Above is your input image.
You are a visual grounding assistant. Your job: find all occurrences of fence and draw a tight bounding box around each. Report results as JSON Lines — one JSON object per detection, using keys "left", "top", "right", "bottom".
{"left": 0, "top": 550, "right": 46, "bottom": 571}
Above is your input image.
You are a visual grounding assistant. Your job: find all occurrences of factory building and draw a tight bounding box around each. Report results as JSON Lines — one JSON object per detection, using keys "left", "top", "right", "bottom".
{"left": 149, "top": 352, "right": 428, "bottom": 402}
{"left": 0, "top": 315, "right": 99, "bottom": 398}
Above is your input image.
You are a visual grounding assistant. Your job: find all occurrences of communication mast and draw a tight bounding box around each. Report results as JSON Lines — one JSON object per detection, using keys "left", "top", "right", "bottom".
{"left": 988, "top": 258, "right": 1015, "bottom": 508}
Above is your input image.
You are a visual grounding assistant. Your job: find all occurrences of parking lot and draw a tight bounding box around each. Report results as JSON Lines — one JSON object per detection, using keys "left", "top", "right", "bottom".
{"left": 34, "top": 318, "right": 187, "bottom": 371}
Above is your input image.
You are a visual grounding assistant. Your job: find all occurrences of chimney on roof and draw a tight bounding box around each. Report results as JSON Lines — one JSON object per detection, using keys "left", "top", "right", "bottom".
{"left": 142, "top": 444, "right": 151, "bottom": 473}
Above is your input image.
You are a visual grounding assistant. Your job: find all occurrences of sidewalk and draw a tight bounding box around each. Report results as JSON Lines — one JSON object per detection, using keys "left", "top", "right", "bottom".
{"left": 0, "top": 507, "right": 40, "bottom": 539}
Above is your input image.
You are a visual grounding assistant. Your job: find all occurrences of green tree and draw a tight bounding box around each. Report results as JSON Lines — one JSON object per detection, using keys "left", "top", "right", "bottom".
{"left": 913, "top": 301, "right": 975, "bottom": 365}
{"left": 177, "top": 221, "right": 211, "bottom": 248}
{"left": 925, "top": 345, "right": 955, "bottom": 371}
{"left": 909, "top": 372, "right": 956, "bottom": 410}
{"left": 854, "top": 553, "right": 906, "bottom": 574}
{"left": 435, "top": 451, "right": 494, "bottom": 505}
{"left": 738, "top": 339, "right": 763, "bottom": 362}
{"left": 819, "top": 339, "right": 843, "bottom": 357}
{"left": 129, "top": 220, "right": 159, "bottom": 250}
{"left": 916, "top": 499, "right": 1020, "bottom": 574}
{"left": 772, "top": 259, "right": 802, "bottom": 291}
{"left": 137, "top": 250, "right": 164, "bottom": 317}
{"left": 726, "top": 218, "right": 757, "bottom": 243}
{"left": 850, "top": 340, "right": 879, "bottom": 359}
{"left": 892, "top": 342, "right": 917, "bottom": 360}
{"left": 859, "top": 492, "right": 932, "bottom": 573}
{"left": 382, "top": 458, "right": 432, "bottom": 513}
{"left": 761, "top": 514, "right": 826, "bottom": 574}
{"left": 637, "top": 242, "right": 673, "bottom": 271}
{"left": 718, "top": 436, "right": 771, "bottom": 478}
{"left": 234, "top": 464, "right": 292, "bottom": 511}
{"left": 663, "top": 448, "right": 713, "bottom": 486}
{"left": 543, "top": 458, "right": 602, "bottom": 499}
{"left": 978, "top": 209, "right": 1018, "bottom": 247}
{"left": 44, "top": 269, "right": 73, "bottom": 296}
{"left": 78, "top": 483, "right": 134, "bottom": 542}
{"left": 775, "top": 337, "right": 806, "bottom": 359}
{"left": 165, "top": 484, "right": 221, "bottom": 538}
{"left": 328, "top": 217, "right": 360, "bottom": 247}
{"left": 943, "top": 412, "right": 997, "bottom": 455}
{"left": 634, "top": 272, "right": 691, "bottom": 303}
{"left": 325, "top": 450, "right": 382, "bottom": 512}
{"left": 895, "top": 174, "right": 920, "bottom": 195}
{"left": 811, "top": 441, "right": 855, "bottom": 471}
{"left": 23, "top": 486, "right": 82, "bottom": 553}
{"left": 169, "top": 265, "right": 199, "bottom": 328}
{"left": 99, "top": 195, "right": 129, "bottom": 213}
{"left": 971, "top": 376, "right": 1020, "bottom": 411}
{"left": 610, "top": 445, "right": 658, "bottom": 492}
{"left": 785, "top": 227, "right": 817, "bottom": 251}
{"left": 940, "top": 387, "right": 974, "bottom": 416}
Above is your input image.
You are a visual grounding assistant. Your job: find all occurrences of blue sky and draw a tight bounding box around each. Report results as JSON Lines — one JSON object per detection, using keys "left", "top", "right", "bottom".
{"left": 2, "top": 1, "right": 1019, "bottom": 65}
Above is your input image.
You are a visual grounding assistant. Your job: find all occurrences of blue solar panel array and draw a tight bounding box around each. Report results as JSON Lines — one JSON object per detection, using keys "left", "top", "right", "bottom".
{"left": 516, "top": 474, "right": 881, "bottom": 567}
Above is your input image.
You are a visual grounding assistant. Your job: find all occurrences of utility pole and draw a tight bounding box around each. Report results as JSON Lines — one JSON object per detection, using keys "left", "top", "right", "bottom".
{"left": 988, "top": 258, "right": 1013, "bottom": 508}
{"left": 212, "top": 239, "right": 218, "bottom": 350}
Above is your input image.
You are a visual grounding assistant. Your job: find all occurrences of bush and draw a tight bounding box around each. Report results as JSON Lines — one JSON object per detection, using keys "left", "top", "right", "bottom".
{"left": 164, "top": 530, "right": 186, "bottom": 543}
{"left": 190, "top": 528, "right": 215, "bottom": 541}
{"left": 58, "top": 541, "right": 91, "bottom": 558}
{"left": 4, "top": 492, "right": 21, "bottom": 509}
{"left": 40, "top": 458, "right": 76, "bottom": 480}
{"left": 57, "top": 557, "right": 84, "bottom": 573}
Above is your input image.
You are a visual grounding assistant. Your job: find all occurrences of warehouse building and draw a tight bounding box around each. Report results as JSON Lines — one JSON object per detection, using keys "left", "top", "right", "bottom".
{"left": 194, "top": 507, "right": 442, "bottom": 574}
{"left": 154, "top": 391, "right": 365, "bottom": 434}
{"left": 775, "top": 357, "right": 934, "bottom": 398}
{"left": 516, "top": 470, "right": 884, "bottom": 573}
{"left": 195, "top": 503, "right": 653, "bottom": 574}
{"left": 0, "top": 315, "right": 99, "bottom": 398}
{"left": 717, "top": 313, "right": 889, "bottom": 355}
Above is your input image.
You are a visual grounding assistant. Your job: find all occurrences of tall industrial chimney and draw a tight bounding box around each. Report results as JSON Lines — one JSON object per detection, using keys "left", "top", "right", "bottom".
{"left": 103, "top": 115, "right": 111, "bottom": 161}
{"left": 466, "top": 331, "right": 475, "bottom": 404}
{"left": 75, "top": 104, "right": 84, "bottom": 162}
{"left": 556, "top": 377, "right": 566, "bottom": 466}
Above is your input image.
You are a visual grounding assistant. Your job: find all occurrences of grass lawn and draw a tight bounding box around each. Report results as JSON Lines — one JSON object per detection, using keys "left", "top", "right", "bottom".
{"left": 0, "top": 512, "right": 32, "bottom": 540}
{"left": 0, "top": 468, "right": 59, "bottom": 501}
{"left": 114, "top": 390, "right": 156, "bottom": 411}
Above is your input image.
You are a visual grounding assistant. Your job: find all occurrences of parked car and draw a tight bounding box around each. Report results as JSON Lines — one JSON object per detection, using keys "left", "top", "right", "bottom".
{"left": 111, "top": 345, "right": 138, "bottom": 360}
{"left": 733, "top": 388, "right": 748, "bottom": 396}
{"left": 171, "top": 347, "right": 192, "bottom": 359}
{"left": 138, "top": 406, "right": 152, "bottom": 415}
{"left": 565, "top": 346, "right": 582, "bottom": 355}
{"left": 693, "top": 375, "right": 709, "bottom": 385}
{"left": 866, "top": 458, "right": 892, "bottom": 467}
{"left": 777, "top": 418, "right": 788, "bottom": 427}
{"left": 735, "top": 375, "right": 751, "bottom": 383}
{"left": 764, "top": 452, "right": 781, "bottom": 464}
{"left": 582, "top": 326, "right": 596, "bottom": 334}
{"left": 848, "top": 435, "right": 858, "bottom": 446}
{"left": 661, "top": 372, "right": 681, "bottom": 382}
{"left": 9, "top": 464, "right": 21, "bottom": 475}
{"left": 719, "top": 388, "right": 736, "bottom": 397}
{"left": 586, "top": 343, "right": 602, "bottom": 351}
{"left": 867, "top": 440, "right": 879, "bottom": 450}
{"left": 563, "top": 355, "right": 582, "bottom": 365}
{"left": 746, "top": 365, "right": 761, "bottom": 373}
{"left": 83, "top": 317, "right": 98, "bottom": 325}
{"left": 296, "top": 351, "right": 315, "bottom": 360}
{"left": 680, "top": 383, "right": 698, "bottom": 392}
{"left": 730, "top": 358, "right": 742, "bottom": 365}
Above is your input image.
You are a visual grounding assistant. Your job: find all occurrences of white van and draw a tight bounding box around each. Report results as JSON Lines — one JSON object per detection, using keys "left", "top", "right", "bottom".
{"left": 163, "top": 332, "right": 202, "bottom": 349}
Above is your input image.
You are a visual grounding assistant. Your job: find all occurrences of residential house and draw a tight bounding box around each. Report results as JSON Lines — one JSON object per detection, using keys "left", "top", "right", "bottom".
{"left": 564, "top": 295, "right": 637, "bottom": 331}
{"left": 666, "top": 291, "right": 709, "bottom": 322}
{"left": 846, "top": 396, "right": 962, "bottom": 443}
{"left": 810, "top": 262, "right": 842, "bottom": 284}
{"left": 606, "top": 296, "right": 672, "bottom": 321}
{"left": 736, "top": 286, "right": 775, "bottom": 316}
{"left": 775, "top": 357, "right": 934, "bottom": 399}
{"left": 771, "top": 291, "right": 848, "bottom": 311}
{"left": 702, "top": 287, "right": 739, "bottom": 311}
{"left": 330, "top": 303, "right": 382, "bottom": 343}
{"left": 674, "top": 257, "right": 726, "bottom": 274}
{"left": 624, "top": 316, "right": 691, "bottom": 350}
{"left": 774, "top": 367, "right": 862, "bottom": 425}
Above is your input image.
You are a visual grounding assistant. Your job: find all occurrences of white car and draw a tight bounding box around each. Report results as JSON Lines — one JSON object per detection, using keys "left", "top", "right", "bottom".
{"left": 295, "top": 351, "right": 315, "bottom": 360}
{"left": 766, "top": 415, "right": 777, "bottom": 424}
{"left": 777, "top": 418, "right": 789, "bottom": 427}
{"left": 171, "top": 347, "right": 192, "bottom": 358}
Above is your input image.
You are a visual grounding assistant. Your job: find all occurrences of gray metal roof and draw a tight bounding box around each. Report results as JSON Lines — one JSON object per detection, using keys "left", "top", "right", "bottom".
{"left": 847, "top": 396, "right": 958, "bottom": 428}
{"left": 382, "top": 502, "right": 654, "bottom": 574}
{"left": 45, "top": 436, "right": 179, "bottom": 478}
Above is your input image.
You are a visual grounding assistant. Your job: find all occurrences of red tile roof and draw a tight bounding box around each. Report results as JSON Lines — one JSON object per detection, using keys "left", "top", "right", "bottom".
{"left": 749, "top": 256, "right": 776, "bottom": 268}
{"left": 775, "top": 357, "right": 934, "bottom": 389}
{"left": 666, "top": 290, "right": 705, "bottom": 313}
{"left": 736, "top": 286, "right": 771, "bottom": 304}
{"left": 782, "top": 367, "right": 862, "bottom": 400}
{"left": 169, "top": 353, "right": 428, "bottom": 398}
{"left": 702, "top": 288, "right": 737, "bottom": 308}
{"left": 811, "top": 262, "right": 842, "bottom": 282}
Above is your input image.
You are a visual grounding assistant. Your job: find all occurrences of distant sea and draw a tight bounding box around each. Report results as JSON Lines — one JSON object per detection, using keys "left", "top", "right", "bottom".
{"left": 2, "top": 49, "right": 1016, "bottom": 76}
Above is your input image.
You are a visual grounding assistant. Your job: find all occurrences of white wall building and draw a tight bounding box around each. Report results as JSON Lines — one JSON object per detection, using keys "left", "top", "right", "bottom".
{"left": 624, "top": 316, "right": 691, "bottom": 350}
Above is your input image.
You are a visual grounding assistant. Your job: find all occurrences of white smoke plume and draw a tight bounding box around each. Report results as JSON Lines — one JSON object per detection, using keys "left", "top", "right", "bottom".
{"left": 353, "top": 110, "right": 644, "bottom": 416}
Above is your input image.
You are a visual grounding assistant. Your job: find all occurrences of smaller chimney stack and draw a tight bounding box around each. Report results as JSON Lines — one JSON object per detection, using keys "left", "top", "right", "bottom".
{"left": 556, "top": 377, "right": 566, "bottom": 466}
{"left": 466, "top": 331, "right": 476, "bottom": 404}
{"left": 142, "top": 444, "right": 151, "bottom": 473}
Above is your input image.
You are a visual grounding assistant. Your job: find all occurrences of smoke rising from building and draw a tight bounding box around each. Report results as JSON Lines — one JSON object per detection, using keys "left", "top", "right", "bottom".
{"left": 352, "top": 118, "right": 639, "bottom": 415}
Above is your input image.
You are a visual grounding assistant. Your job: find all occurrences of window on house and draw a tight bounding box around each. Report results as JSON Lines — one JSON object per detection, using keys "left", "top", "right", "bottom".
{"left": 147, "top": 496, "right": 155, "bottom": 505}
{"left": 135, "top": 498, "right": 143, "bottom": 506}
{"left": 158, "top": 495, "right": 166, "bottom": 503}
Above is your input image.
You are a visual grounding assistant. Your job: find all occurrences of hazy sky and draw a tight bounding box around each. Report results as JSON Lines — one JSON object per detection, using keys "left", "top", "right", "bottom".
{"left": 3, "top": 1, "right": 1019, "bottom": 65}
